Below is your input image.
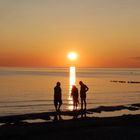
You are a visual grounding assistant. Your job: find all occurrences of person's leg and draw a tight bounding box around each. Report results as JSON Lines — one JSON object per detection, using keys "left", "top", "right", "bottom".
{"left": 73, "top": 99, "right": 75, "bottom": 110}
{"left": 58, "top": 100, "right": 62, "bottom": 111}
{"left": 73, "top": 101, "right": 75, "bottom": 110}
{"left": 76, "top": 98, "right": 78, "bottom": 110}
{"left": 76, "top": 101, "right": 78, "bottom": 110}
{"left": 81, "top": 98, "right": 83, "bottom": 110}
{"left": 54, "top": 101, "right": 58, "bottom": 112}
{"left": 84, "top": 99, "right": 87, "bottom": 110}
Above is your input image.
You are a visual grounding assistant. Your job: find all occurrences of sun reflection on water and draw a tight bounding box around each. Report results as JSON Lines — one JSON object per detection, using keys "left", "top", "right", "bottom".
{"left": 69, "top": 66, "right": 76, "bottom": 90}
{"left": 68, "top": 66, "right": 76, "bottom": 110}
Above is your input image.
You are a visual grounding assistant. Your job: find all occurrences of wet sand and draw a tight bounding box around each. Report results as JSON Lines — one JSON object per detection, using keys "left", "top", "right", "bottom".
{"left": 0, "top": 103, "right": 140, "bottom": 123}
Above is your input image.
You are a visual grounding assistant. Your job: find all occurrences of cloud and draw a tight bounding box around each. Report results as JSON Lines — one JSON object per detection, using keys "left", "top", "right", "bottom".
{"left": 131, "top": 57, "right": 140, "bottom": 61}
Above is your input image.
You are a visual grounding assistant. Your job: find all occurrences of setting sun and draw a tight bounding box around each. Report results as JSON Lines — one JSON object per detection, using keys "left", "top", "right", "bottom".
{"left": 67, "top": 52, "right": 78, "bottom": 61}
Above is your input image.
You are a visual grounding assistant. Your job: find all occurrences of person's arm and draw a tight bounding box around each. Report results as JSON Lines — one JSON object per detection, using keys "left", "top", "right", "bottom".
{"left": 71, "top": 88, "right": 73, "bottom": 97}
{"left": 85, "top": 85, "right": 89, "bottom": 92}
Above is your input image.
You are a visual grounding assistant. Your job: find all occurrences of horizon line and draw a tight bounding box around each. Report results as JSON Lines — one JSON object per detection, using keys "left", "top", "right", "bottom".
{"left": 0, "top": 66, "right": 140, "bottom": 69}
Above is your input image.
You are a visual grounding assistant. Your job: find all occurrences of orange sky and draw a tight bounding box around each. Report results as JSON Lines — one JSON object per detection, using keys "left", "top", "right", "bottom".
{"left": 0, "top": 0, "right": 140, "bottom": 68}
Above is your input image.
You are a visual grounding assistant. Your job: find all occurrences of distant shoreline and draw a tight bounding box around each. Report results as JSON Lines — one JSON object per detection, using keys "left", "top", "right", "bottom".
{"left": 110, "top": 80, "right": 140, "bottom": 84}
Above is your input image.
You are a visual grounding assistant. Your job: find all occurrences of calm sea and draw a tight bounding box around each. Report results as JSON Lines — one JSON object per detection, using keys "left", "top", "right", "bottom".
{"left": 0, "top": 67, "right": 140, "bottom": 116}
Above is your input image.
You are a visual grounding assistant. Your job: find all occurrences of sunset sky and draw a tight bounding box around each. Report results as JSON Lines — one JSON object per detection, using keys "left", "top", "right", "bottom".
{"left": 0, "top": 0, "right": 140, "bottom": 68}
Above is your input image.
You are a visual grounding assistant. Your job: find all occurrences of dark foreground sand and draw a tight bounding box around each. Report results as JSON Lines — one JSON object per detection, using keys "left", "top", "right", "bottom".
{"left": 0, "top": 104, "right": 140, "bottom": 140}
{"left": 0, "top": 114, "right": 140, "bottom": 140}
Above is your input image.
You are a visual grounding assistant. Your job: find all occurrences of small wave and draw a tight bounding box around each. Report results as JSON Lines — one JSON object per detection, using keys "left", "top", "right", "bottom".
{"left": 0, "top": 99, "right": 72, "bottom": 104}
{"left": 0, "top": 103, "right": 53, "bottom": 108}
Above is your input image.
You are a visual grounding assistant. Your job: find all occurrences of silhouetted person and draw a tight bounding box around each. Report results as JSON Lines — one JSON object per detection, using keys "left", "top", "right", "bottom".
{"left": 71, "top": 85, "right": 79, "bottom": 110}
{"left": 79, "top": 81, "right": 89, "bottom": 110}
{"left": 54, "top": 82, "right": 62, "bottom": 112}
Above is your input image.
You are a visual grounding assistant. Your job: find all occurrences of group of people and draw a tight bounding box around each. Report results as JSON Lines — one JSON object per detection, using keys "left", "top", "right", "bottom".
{"left": 54, "top": 81, "right": 89, "bottom": 112}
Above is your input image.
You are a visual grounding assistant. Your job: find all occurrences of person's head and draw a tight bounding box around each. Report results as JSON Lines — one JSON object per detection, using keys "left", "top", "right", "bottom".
{"left": 79, "top": 81, "right": 83, "bottom": 85}
{"left": 56, "top": 82, "right": 61, "bottom": 86}
{"left": 72, "top": 85, "right": 76, "bottom": 89}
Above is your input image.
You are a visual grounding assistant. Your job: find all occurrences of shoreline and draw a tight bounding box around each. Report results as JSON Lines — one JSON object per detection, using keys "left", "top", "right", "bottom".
{"left": 0, "top": 103, "right": 140, "bottom": 123}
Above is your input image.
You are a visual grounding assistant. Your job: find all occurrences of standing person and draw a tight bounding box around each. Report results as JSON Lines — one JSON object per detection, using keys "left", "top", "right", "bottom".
{"left": 54, "top": 82, "right": 62, "bottom": 112}
{"left": 79, "top": 81, "right": 89, "bottom": 110}
{"left": 71, "top": 85, "right": 79, "bottom": 110}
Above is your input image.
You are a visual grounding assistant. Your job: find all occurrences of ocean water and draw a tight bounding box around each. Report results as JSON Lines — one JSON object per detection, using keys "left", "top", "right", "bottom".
{"left": 0, "top": 67, "right": 140, "bottom": 116}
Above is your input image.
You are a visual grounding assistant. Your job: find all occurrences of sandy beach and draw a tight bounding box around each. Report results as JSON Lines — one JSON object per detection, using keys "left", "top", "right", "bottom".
{"left": 0, "top": 115, "right": 140, "bottom": 140}
{"left": 0, "top": 104, "right": 140, "bottom": 140}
